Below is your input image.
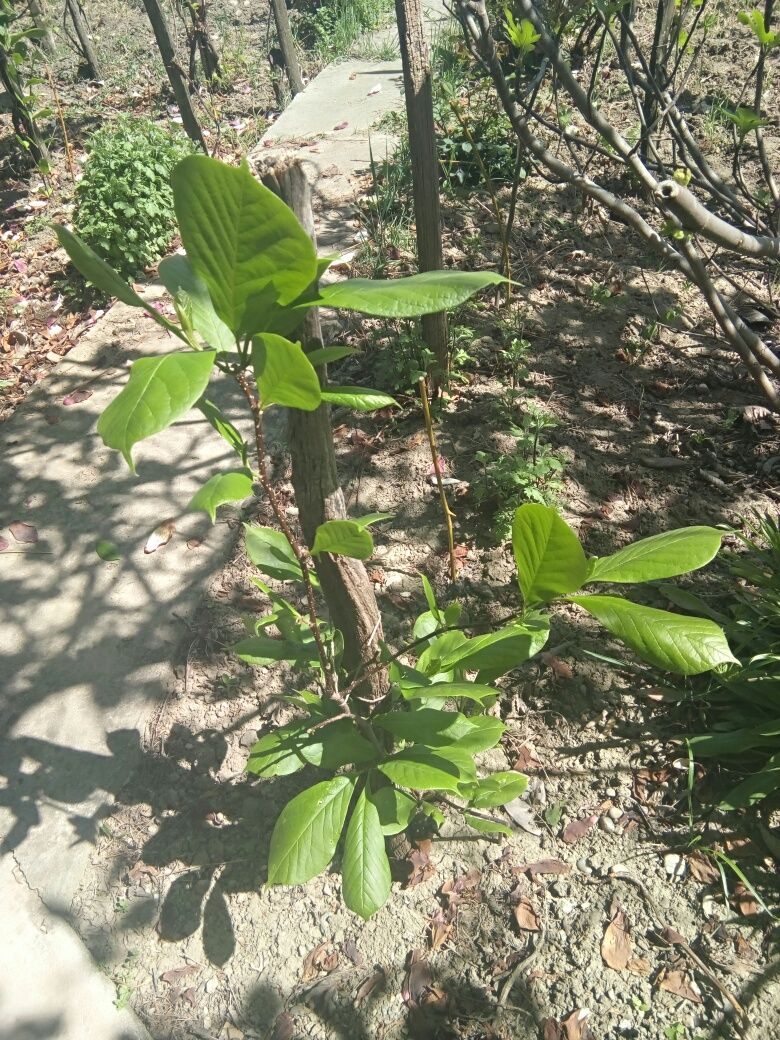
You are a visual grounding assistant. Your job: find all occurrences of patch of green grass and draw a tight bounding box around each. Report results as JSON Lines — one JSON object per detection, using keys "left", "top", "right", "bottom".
{"left": 294, "top": 0, "right": 394, "bottom": 61}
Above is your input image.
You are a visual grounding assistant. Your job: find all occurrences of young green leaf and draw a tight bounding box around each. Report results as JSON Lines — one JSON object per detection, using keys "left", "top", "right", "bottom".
{"left": 305, "top": 345, "right": 357, "bottom": 366}
{"left": 314, "top": 270, "right": 506, "bottom": 317}
{"left": 438, "top": 620, "right": 550, "bottom": 681}
{"left": 569, "top": 594, "right": 739, "bottom": 675}
{"left": 588, "top": 527, "right": 723, "bottom": 584}
{"left": 512, "top": 504, "right": 588, "bottom": 605}
{"left": 172, "top": 156, "right": 318, "bottom": 336}
{"left": 368, "top": 785, "right": 417, "bottom": 836}
{"left": 244, "top": 524, "right": 308, "bottom": 583}
{"left": 198, "top": 399, "right": 248, "bottom": 465}
{"left": 378, "top": 748, "right": 466, "bottom": 792}
{"left": 53, "top": 224, "right": 187, "bottom": 342}
{"left": 352, "top": 512, "right": 394, "bottom": 529}
{"left": 312, "top": 519, "right": 374, "bottom": 560}
{"left": 252, "top": 334, "right": 322, "bottom": 411}
{"left": 321, "top": 387, "right": 399, "bottom": 412}
{"left": 342, "top": 789, "right": 392, "bottom": 918}
{"left": 267, "top": 776, "right": 355, "bottom": 885}
{"left": 719, "top": 752, "right": 780, "bottom": 809}
{"left": 98, "top": 350, "right": 216, "bottom": 470}
{"left": 468, "top": 771, "right": 529, "bottom": 809}
{"left": 246, "top": 722, "right": 310, "bottom": 777}
{"left": 297, "top": 719, "right": 378, "bottom": 770}
{"left": 400, "top": 681, "right": 499, "bottom": 704}
{"left": 188, "top": 470, "right": 254, "bottom": 523}
{"left": 464, "top": 813, "right": 511, "bottom": 836}
{"left": 374, "top": 710, "right": 504, "bottom": 754}
{"left": 234, "top": 634, "right": 319, "bottom": 667}
{"left": 96, "top": 539, "right": 121, "bottom": 562}
{"left": 158, "top": 253, "right": 236, "bottom": 353}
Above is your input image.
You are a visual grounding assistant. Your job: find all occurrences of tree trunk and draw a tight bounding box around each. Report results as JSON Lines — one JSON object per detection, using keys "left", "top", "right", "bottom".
{"left": 259, "top": 159, "right": 387, "bottom": 703}
{"left": 394, "top": 0, "right": 448, "bottom": 387}
{"left": 641, "top": 0, "right": 676, "bottom": 158}
{"left": 140, "top": 0, "right": 206, "bottom": 150}
{"left": 28, "top": 0, "right": 56, "bottom": 56}
{"left": 64, "top": 0, "right": 100, "bottom": 79}
{"left": 270, "top": 0, "right": 304, "bottom": 95}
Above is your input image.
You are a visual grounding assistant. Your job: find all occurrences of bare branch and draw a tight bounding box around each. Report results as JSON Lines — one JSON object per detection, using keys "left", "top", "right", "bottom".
{"left": 656, "top": 180, "right": 780, "bottom": 259}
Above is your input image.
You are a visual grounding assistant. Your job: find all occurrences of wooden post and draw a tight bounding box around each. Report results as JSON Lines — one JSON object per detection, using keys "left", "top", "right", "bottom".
{"left": 180, "top": 0, "right": 221, "bottom": 84}
{"left": 64, "top": 0, "right": 100, "bottom": 79}
{"left": 28, "top": 0, "right": 56, "bottom": 56}
{"left": 140, "top": 0, "right": 206, "bottom": 150}
{"left": 395, "top": 0, "right": 448, "bottom": 388}
{"left": 259, "top": 159, "right": 387, "bottom": 702}
{"left": 270, "top": 0, "right": 304, "bottom": 96}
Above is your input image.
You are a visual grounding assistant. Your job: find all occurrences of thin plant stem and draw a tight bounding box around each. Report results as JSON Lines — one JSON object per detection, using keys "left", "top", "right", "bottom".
{"left": 46, "top": 65, "right": 75, "bottom": 182}
{"left": 419, "top": 377, "right": 458, "bottom": 582}
{"left": 233, "top": 369, "right": 340, "bottom": 703}
{"left": 446, "top": 92, "right": 512, "bottom": 305}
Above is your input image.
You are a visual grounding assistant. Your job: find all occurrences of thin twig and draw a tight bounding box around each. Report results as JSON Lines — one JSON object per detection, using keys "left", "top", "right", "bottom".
{"left": 419, "top": 377, "right": 457, "bottom": 581}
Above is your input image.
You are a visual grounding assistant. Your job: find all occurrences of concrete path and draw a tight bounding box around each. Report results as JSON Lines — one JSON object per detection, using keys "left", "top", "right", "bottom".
{"left": 0, "top": 3, "right": 451, "bottom": 1037}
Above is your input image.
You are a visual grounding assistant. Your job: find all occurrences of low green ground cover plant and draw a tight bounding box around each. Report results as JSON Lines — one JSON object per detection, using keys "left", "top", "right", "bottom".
{"left": 73, "top": 117, "right": 192, "bottom": 280}
{"left": 56, "top": 155, "right": 735, "bottom": 918}
{"left": 294, "top": 0, "right": 393, "bottom": 60}
{"left": 671, "top": 513, "right": 780, "bottom": 809}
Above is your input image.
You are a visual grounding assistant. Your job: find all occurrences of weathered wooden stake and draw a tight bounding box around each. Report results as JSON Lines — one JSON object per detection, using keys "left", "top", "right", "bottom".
{"left": 64, "top": 0, "right": 100, "bottom": 80}
{"left": 141, "top": 0, "right": 206, "bottom": 150}
{"left": 259, "top": 159, "right": 387, "bottom": 701}
{"left": 270, "top": 0, "right": 304, "bottom": 96}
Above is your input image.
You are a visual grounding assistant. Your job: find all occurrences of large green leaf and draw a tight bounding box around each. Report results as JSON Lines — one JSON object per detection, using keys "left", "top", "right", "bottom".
{"left": 569, "top": 594, "right": 739, "bottom": 675}
{"left": 400, "top": 681, "right": 499, "bottom": 704}
{"left": 687, "top": 721, "right": 780, "bottom": 757}
{"left": 321, "top": 387, "right": 399, "bottom": 412}
{"left": 378, "top": 748, "right": 468, "bottom": 792}
{"left": 244, "top": 524, "right": 306, "bottom": 582}
{"left": 439, "top": 620, "right": 550, "bottom": 681}
{"left": 246, "top": 722, "right": 310, "bottom": 777}
{"left": 252, "top": 334, "right": 321, "bottom": 411}
{"left": 234, "top": 634, "right": 319, "bottom": 667}
{"left": 467, "top": 771, "right": 529, "bottom": 809}
{"left": 188, "top": 470, "right": 254, "bottom": 523}
{"left": 368, "top": 785, "right": 417, "bottom": 836}
{"left": 172, "top": 156, "right": 317, "bottom": 336}
{"left": 464, "top": 813, "right": 511, "bottom": 836}
{"left": 158, "top": 253, "right": 236, "bottom": 353}
{"left": 97, "top": 350, "right": 216, "bottom": 470}
{"left": 267, "top": 776, "right": 355, "bottom": 885}
{"left": 314, "top": 270, "right": 506, "bottom": 317}
{"left": 342, "top": 789, "right": 392, "bottom": 918}
{"left": 306, "top": 346, "right": 357, "bottom": 367}
{"left": 587, "top": 527, "right": 723, "bottom": 584}
{"left": 512, "top": 504, "right": 588, "bottom": 605}
{"left": 720, "top": 752, "right": 780, "bottom": 809}
{"left": 297, "top": 719, "right": 378, "bottom": 770}
{"left": 311, "top": 520, "right": 374, "bottom": 560}
{"left": 53, "top": 224, "right": 187, "bottom": 342}
{"left": 374, "top": 710, "right": 504, "bottom": 754}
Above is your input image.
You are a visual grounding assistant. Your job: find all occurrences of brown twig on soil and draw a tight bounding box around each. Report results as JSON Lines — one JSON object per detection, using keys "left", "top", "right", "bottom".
{"left": 419, "top": 378, "right": 458, "bottom": 582}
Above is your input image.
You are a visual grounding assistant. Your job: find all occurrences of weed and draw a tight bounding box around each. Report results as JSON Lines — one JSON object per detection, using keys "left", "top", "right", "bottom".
{"left": 73, "top": 116, "right": 192, "bottom": 280}
{"left": 294, "top": 0, "right": 393, "bottom": 61}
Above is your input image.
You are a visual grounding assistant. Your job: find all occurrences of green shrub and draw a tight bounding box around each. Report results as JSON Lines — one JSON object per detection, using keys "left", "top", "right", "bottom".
{"left": 73, "top": 117, "right": 192, "bottom": 280}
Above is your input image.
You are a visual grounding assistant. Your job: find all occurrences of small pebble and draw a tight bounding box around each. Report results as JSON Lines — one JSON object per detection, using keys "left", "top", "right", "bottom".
{"left": 599, "top": 815, "right": 616, "bottom": 833}
{"left": 205, "top": 976, "right": 219, "bottom": 994}
{"left": 605, "top": 787, "right": 617, "bottom": 798}
{"left": 608, "top": 805, "right": 623, "bottom": 821}
{"left": 576, "top": 857, "right": 593, "bottom": 875}
{"left": 702, "top": 894, "right": 721, "bottom": 918}
{"left": 664, "top": 852, "right": 687, "bottom": 879}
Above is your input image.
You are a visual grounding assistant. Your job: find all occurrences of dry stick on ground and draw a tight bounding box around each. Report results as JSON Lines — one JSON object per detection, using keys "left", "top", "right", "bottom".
{"left": 419, "top": 377, "right": 458, "bottom": 582}
{"left": 141, "top": 0, "right": 206, "bottom": 149}
{"left": 451, "top": 0, "right": 780, "bottom": 410}
{"left": 63, "top": 0, "right": 99, "bottom": 79}
{"left": 396, "top": 0, "right": 449, "bottom": 389}
{"left": 269, "top": 0, "right": 304, "bottom": 95}
{"left": 46, "top": 65, "right": 74, "bottom": 182}
{"left": 258, "top": 158, "right": 388, "bottom": 703}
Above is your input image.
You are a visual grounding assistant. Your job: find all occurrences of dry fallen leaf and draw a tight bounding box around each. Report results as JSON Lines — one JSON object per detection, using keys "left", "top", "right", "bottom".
{"left": 541, "top": 652, "right": 573, "bottom": 680}
{"left": 562, "top": 815, "right": 598, "bottom": 844}
{"left": 656, "top": 967, "right": 703, "bottom": 1003}
{"left": 514, "top": 898, "right": 541, "bottom": 932}
{"left": 333, "top": 121, "right": 349, "bottom": 130}
{"left": 367, "top": 83, "right": 382, "bottom": 96}
{"left": 160, "top": 965, "right": 199, "bottom": 985}
{"left": 688, "top": 851, "right": 720, "bottom": 885}
{"left": 219, "top": 1024, "right": 244, "bottom": 1040}
{"left": 269, "top": 1011, "right": 295, "bottom": 1040}
{"left": 355, "top": 968, "right": 386, "bottom": 1003}
{"left": 564, "top": 1008, "right": 594, "bottom": 1040}
{"left": 407, "top": 839, "right": 436, "bottom": 888}
{"left": 513, "top": 745, "right": 543, "bottom": 772}
{"left": 0, "top": 536, "right": 9, "bottom": 552}
{"left": 428, "top": 909, "right": 453, "bottom": 950}
{"left": 504, "top": 797, "right": 542, "bottom": 835}
{"left": 732, "top": 883, "right": 760, "bottom": 917}
{"left": 602, "top": 909, "right": 634, "bottom": 971}
{"left": 144, "top": 518, "right": 175, "bottom": 554}
{"left": 181, "top": 987, "right": 197, "bottom": 1007}
{"left": 301, "top": 942, "right": 339, "bottom": 981}
{"left": 63, "top": 387, "right": 93, "bottom": 405}
{"left": 515, "top": 859, "right": 571, "bottom": 881}
{"left": 9, "top": 520, "right": 38, "bottom": 544}
{"left": 343, "top": 938, "right": 364, "bottom": 967}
